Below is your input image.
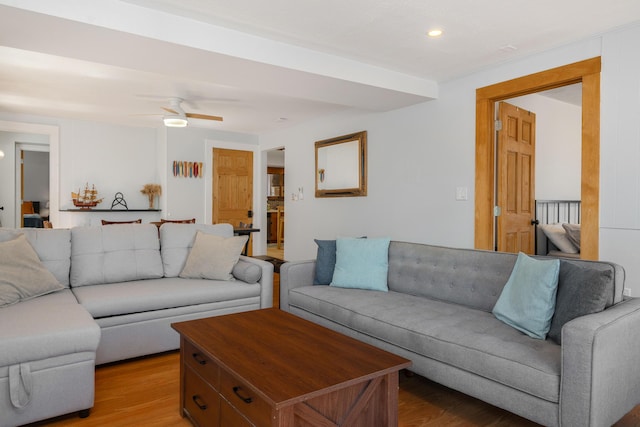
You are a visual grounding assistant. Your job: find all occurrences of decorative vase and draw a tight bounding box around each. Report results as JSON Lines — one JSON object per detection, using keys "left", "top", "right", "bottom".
{"left": 148, "top": 194, "right": 155, "bottom": 209}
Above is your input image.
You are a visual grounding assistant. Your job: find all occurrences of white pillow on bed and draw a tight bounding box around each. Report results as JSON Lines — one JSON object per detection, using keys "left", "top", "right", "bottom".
{"left": 562, "top": 223, "right": 581, "bottom": 250}
{"left": 539, "top": 224, "right": 579, "bottom": 254}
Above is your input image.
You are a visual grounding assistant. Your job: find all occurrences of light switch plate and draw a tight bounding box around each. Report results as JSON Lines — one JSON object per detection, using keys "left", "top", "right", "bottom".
{"left": 455, "top": 186, "right": 468, "bottom": 201}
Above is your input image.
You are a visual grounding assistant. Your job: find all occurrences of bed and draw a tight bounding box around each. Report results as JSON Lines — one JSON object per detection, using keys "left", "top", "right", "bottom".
{"left": 535, "top": 200, "right": 581, "bottom": 258}
{"left": 22, "top": 200, "right": 44, "bottom": 228}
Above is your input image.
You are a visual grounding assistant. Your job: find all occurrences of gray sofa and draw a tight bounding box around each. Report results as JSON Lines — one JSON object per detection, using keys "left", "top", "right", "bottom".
{"left": 0, "top": 223, "right": 273, "bottom": 427}
{"left": 280, "top": 241, "right": 640, "bottom": 427}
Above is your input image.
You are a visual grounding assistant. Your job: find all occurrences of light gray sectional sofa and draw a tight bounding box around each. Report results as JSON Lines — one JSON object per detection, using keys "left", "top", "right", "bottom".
{"left": 280, "top": 241, "right": 640, "bottom": 427}
{"left": 0, "top": 223, "right": 273, "bottom": 427}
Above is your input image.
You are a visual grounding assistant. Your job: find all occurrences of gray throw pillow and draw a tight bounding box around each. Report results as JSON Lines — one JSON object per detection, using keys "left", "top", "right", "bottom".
{"left": 0, "top": 234, "right": 64, "bottom": 307}
{"left": 232, "top": 259, "right": 262, "bottom": 284}
{"left": 313, "top": 239, "right": 336, "bottom": 285}
{"left": 548, "top": 261, "right": 613, "bottom": 344}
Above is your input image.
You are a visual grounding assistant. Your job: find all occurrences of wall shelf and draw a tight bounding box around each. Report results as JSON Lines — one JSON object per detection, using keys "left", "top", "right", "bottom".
{"left": 61, "top": 209, "right": 161, "bottom": 212}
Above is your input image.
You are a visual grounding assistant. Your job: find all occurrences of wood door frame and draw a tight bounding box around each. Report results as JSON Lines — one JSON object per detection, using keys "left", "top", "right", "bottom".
{"left": 475, "top": 57, "right": 601, "bottom": 260}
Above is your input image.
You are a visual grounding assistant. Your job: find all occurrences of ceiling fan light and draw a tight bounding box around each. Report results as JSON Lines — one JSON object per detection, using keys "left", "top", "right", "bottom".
{"left": 163, "top": 116, "right": 188, "bottom": 127}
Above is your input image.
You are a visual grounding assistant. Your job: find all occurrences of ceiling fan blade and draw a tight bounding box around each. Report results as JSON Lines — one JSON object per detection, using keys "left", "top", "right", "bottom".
{"left": 162, "top": 107, "right": 179, "bottom": 115}
{"left": 186, "top": 113, "right": 223, "bottom": 121}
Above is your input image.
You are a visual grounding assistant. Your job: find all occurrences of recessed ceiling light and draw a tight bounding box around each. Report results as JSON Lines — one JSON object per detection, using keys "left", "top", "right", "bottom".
{"left": 427, "top": 29, "right": 443, "bottom": 38}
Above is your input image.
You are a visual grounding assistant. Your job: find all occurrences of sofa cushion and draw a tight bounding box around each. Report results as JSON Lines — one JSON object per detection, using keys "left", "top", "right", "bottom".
{"left": 0, "top": 234, "right": 64, "bottom": 307}
{"left": 387, "top": 242, "right": 518, "bottom": 312}
{"left": 547, "top": 261, "right": 613, "bottom": 344}
{"left": 72, "top": 277, "right": 261, "bottom": 318}
{"left": 313, "top": 239, "right": 337, "bottom": 285}
{"left": 160, "top": 223, "right": 234, "bottom": 277}
{"left": 0, "top": 289, "right": 100, "bottom": 367}
{"left": 232, "top": 259, "right": 262, "bottom": 284}
{"left": 70, "top": 224, "right": 163, "bottom": 287}
{"left": 0, "top": 228, "right": 71, "bottom": 287}
{"left": 493, "top": 253, "right": 560, "bottom": 339}
{"left": 179, "top": 232, "right": 248, "bottom": 281}
{"left": 331, "top": 237, "right": 390, "bottom": 291}
{"left": 289, "top": 285, "right": 561, "bottom": 403}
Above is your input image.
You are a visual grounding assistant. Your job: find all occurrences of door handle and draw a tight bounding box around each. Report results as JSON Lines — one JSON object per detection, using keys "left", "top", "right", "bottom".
{"left": 247, "top": 210, "right": 253, "bottom": 218}
{"left": 0, "top": 206, "right": 3, "bottom": 211}
{"left": 531, "top": 219, "right": 539, "bottom": 225}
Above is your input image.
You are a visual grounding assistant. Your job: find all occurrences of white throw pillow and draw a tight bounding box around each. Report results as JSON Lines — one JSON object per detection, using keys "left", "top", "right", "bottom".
{"left": 179, "top": 231, "right": 248, "bottom": 281}
{"left": 0, "top": 234, "right": 64, "bottom": 307}
{"left": 539, "top": 223, "right": 578, "bottom": 254}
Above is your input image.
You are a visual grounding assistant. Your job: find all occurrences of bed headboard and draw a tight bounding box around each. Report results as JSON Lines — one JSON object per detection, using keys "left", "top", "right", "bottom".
{"left": 535, "top": 200, "right": 581, "bottom": 255}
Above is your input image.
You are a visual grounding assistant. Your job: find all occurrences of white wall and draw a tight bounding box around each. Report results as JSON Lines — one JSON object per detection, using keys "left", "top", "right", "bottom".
{"left": 507, "top": 93, "right": 582, "bottom": 200}
{"left": 600, "top": 23, "right": 640, "bottom": 296}
{"left": 164, "top": 126, "right": 258, "bottom": 224}
{"left": 260, "top": 25, "right": 640, "bottom": 296}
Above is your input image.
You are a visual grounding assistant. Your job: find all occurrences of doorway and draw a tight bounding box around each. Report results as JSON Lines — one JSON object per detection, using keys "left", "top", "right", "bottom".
{"left": 495, "top": 101, "right": 537, "bottom": 254}
{"left": 211, "top": 147, "right": 254, "bottom": 254}
{"left": 0, "top": 122, "right": 58, "bottom": 228}
{"left": 17, "top": 144, "right": 50, "bottom": 228}
{"left": 475, "top": 57, "right": 601, "bottom": 260}
{"left": 266, "top": 148, "right": 285, "bottom": 260}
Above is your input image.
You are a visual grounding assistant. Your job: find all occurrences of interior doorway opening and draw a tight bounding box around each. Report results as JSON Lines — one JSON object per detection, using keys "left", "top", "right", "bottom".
{"left": 17, "top": 143, "right": 50, "bottom": 228}
{"left": 475, "top": 57, "right": 601, "bottom": 260}
{"left": 494, "top": 83, "right": 582, "bottom": 254}
{"left": 266, "top": 148, "right": 285, "bottom": 260}
{"left": 0, "top": 123, "right": 57, "bottom": 229}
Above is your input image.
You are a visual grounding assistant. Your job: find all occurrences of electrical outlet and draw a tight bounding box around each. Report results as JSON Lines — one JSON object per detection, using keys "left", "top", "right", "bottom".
{"left": 623, "top": 288, "right": 632, "bottom": 297}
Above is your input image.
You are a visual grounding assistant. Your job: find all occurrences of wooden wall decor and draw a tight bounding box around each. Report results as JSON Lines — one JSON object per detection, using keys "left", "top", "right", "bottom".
{"left": 172, "top": 161, "right": 204, "bottom": 178}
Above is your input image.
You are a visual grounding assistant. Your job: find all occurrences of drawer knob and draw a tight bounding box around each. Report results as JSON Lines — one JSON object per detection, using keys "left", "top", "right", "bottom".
{"left": 192, "top": 395, "right": 207, "bottom": 410}
{"left": 233, "top": 386, "right": 253, "bottom": 404}
{"left": 192, "top": 353, "right": 207, "bottom": 365}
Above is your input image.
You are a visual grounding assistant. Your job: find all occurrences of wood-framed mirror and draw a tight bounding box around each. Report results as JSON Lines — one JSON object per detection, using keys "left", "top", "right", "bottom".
{"left": 315, "top": 131, "right": 367, "bottom": 197}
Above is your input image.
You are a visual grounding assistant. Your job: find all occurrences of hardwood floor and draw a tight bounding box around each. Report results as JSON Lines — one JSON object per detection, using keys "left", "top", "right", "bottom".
{"left": 29, "top": 350, "right": 640, "bottom": 427}
{"left": 266, "top": 244, "right": 284, "bottom": 260}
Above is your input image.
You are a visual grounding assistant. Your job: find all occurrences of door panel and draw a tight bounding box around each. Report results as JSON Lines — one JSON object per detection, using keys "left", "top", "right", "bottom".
{"left": 212, "top": 148, "right": 254, "bottom": 253}
{"left": 497, "top": 101, "right": 536, "bottom": 254}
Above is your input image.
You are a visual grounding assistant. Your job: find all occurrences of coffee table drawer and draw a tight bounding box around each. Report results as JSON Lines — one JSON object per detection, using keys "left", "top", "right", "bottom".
{"left": 184, "top": 340, "right": 220, "bottom": 389}
{"left": 220, "top": 369, "right": 272, "bottom": 427}
{"left": 184, "top": 366, "right": 220, "bottom": 427}
{"left": 220, "top": 398, "right": 253, "bottom": 427}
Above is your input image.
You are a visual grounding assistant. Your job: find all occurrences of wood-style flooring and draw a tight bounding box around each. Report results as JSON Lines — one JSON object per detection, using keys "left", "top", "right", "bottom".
{"left": 29, "top": 350, "right": 640, "bottom": 427}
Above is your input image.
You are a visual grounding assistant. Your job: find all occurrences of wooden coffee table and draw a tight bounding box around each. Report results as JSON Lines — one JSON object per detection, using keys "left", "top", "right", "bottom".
{"left": 172, "top": 308, "right": 411, "bottom": 427}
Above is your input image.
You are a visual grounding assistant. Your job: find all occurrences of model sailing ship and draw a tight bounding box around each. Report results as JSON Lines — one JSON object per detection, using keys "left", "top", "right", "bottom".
{"left": 71, "top": 183, "right": 103, "bottom": 209}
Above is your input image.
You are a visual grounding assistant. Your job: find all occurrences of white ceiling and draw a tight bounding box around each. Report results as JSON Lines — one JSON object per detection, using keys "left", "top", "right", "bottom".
{"left": 0, "top": 1, "right": 639, "bottom": 133}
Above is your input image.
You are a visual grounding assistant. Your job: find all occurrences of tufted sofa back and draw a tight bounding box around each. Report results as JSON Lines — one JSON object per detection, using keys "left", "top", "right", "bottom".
{"left": 387, "top": 241, "right": 624, "bottom": 312}
{"left": 0, "top": 228, "right": 72, "bottom": 287}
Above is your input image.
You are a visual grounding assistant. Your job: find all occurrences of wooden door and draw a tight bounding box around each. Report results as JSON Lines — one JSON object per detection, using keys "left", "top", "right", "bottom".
{"left": 496, "top": 102, "right": 536, "bottom": 254}
{"left": 212, "top": 148, "right": 253, "bottom": 250}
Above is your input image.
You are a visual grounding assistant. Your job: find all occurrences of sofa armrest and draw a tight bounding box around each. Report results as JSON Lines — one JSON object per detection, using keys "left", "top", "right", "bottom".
{"left": 238, "top": 255, "right": 274, "bottom": 308}
{"left": 560, "top": 297, "right": 640, "bottom": 427}
{"left": 279, "top": 260, "right": 316, "bottom": 311}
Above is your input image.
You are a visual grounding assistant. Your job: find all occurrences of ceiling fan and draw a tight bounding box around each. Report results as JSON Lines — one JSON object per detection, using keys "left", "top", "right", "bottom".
{"left": 161, "top": 97, "right": 223, "bottom": 127}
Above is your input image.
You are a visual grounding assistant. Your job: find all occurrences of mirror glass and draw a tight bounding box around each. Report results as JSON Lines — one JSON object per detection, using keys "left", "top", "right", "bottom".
{"left": 315, "top": 131, "right": 367, "bottom": 197}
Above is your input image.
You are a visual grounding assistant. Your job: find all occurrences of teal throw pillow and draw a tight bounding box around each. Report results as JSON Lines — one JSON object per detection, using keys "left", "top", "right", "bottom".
{"left": 330, "top": 237, "right": 391, "bottom": 291}
{"left": 492, "top": 252, "right": 560, "bottom": 339}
